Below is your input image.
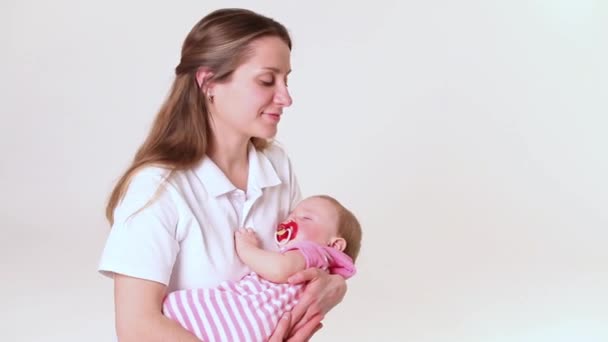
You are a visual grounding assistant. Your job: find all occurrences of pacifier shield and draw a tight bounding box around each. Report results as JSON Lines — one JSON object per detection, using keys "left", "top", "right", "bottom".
{"left": 275, "top": 220, "right": 298, "bottom": 246}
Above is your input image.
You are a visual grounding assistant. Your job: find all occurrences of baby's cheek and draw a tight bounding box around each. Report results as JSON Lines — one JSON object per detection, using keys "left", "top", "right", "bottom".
{"left": 298, "top": 226, "right": 324, "bottom": 244}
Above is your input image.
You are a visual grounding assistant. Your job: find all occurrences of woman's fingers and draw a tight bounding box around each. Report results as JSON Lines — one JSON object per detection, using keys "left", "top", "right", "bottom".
{"left": 268, "top": 312, "right": 291, "bottom": 342}
{"left": 288, "top": 268, "right": 326, "bottom": 331}
{"left": 287, "top": 313, "right": 323, "bottom": 342}
{"left": 291, "top": 302, "right": 322, "bottom": 333}
{"left": 288, "top": 268, "right": 321, "bottom": 285}
{"left": 289, "top": 290, "right": 311, "bottom": 326}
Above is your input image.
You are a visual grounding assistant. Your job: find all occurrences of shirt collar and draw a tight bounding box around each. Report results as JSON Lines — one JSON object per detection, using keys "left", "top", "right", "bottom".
{"left": 247, "top": 142, "right": 282, "bottom": 194}
{"left": 195, "top": 143, "right": 282, "bottom": 197}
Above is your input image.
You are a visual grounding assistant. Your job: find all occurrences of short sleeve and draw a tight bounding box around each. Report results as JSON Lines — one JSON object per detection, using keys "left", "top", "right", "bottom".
{"left": 281, "top": 241, "right": 356, "bottom": 279}
{"left": 98, "top": 168, "right": 180, "bottom": 286}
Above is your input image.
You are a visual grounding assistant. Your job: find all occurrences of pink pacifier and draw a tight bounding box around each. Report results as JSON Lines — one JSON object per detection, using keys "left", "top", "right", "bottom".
{"left": 275, "top": 220, "right": 298, "bottom": 246}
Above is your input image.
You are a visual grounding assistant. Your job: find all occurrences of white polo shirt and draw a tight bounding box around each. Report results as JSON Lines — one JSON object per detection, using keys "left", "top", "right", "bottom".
{"left": 98, "top": 143, "right": 301, "bottom": 292}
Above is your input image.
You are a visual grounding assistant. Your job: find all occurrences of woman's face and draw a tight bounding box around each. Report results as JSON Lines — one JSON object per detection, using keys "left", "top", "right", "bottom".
{"left": 210, "top": 36, "right": 293, "bottom": 141}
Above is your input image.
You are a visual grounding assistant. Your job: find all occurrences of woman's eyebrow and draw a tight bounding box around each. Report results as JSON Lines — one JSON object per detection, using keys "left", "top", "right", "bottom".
{"left": 261, "top": 67, "right": 292, "bottom": 75}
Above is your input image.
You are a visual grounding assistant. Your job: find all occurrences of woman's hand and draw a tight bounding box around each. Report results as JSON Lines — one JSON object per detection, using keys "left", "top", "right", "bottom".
{"left": 288, "top": 268, "right": 348, "bottom": 337}
{"left": 268, "top": 312, "right": 323, "bottom": 342}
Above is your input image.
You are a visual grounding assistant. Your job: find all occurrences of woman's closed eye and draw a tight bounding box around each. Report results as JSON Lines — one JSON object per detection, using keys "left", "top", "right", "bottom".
{"left": 259, "top": 76, "right": 288, "bottom": 87}
{"left": 259, "top": 75, "right": 275, "bottom": 86}
{"left": 260, "top": 80, "right": 274, "bottom": 86}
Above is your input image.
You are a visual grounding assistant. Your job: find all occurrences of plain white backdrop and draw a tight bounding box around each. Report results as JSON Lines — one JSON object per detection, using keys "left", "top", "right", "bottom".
{"left": 1, "top": 0, "right": 607, "bottom": 341}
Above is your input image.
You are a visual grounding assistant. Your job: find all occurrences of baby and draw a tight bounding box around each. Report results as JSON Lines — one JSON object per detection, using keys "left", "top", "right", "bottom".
{"left": 162, "top": 195, "right": 362, "bottom": 342}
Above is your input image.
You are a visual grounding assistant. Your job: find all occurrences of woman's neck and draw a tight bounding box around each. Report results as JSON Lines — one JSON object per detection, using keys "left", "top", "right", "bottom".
{"left": 207, "top": 133, "right": 250, "bottom": 190}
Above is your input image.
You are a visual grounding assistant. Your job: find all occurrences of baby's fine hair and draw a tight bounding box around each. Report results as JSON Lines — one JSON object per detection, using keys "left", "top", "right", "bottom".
{"left": 314, "top": 195, "right": 362, "bottom": 262}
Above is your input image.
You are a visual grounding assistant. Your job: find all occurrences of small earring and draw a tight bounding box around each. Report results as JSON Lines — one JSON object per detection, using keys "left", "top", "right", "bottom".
{"left": 207, "top": 93, "right": 214, "bottom": 104}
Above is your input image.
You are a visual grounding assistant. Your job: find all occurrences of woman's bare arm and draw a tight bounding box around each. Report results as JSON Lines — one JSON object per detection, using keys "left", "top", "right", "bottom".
{"left": 114, "top": 274, "right": 201, "bottom": 342}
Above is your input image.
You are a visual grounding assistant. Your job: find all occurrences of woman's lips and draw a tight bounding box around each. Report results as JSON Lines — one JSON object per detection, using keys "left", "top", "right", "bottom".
{"left": 263, "top": 113, "right": 281, "bottom": 123}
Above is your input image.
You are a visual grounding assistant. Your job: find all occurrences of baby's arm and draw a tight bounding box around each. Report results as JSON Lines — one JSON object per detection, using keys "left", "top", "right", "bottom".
{"left": 235, "top": 228, "right": 306, "bottom": 283}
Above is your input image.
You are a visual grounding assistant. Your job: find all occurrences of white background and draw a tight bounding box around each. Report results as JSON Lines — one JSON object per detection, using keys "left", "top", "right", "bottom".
{"left": 1, "top": 0, "right": 607, "bottom": 341}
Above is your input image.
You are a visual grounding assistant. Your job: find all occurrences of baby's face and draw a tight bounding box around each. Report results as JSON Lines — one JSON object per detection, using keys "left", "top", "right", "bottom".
{"left": 281, "top": 197, "right": 340, "bottom": 245}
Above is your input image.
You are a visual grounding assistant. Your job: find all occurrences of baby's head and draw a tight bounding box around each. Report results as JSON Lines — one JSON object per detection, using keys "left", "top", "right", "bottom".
{"left": 277, "top": 195, "right": 362, "bottom": 262}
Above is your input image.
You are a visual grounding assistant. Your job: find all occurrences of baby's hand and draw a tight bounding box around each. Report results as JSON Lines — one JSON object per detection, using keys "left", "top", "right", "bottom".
{"left": 235, "top": 228, "right": 261, "bottom": 251}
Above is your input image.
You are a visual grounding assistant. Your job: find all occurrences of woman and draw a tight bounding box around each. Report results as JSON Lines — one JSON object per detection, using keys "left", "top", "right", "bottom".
{"left": 98, "top": 8, "right": 347, "bottom": 342}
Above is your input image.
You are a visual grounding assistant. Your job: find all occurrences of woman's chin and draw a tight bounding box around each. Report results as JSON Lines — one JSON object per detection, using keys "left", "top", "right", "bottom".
{"left": 254, "top": 128, "right": 278, "bottom": 140}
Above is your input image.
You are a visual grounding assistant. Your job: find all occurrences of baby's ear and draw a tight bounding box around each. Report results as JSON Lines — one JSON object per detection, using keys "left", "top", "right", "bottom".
{"left": 329, "top": 237, "right": 347, "bottom": 252}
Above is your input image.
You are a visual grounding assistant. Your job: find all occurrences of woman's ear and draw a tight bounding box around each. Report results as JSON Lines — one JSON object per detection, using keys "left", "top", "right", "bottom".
{"left": 329, "top": 237, "right": 347, "bottom": 252}
{"left": 195, "top": 67, "right": 214, "bottom": 93}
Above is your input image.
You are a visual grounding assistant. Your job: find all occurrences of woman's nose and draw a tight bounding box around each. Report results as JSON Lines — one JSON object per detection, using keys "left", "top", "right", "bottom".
{"left": 274, "top": 86, "right": 293, "bottom": 107}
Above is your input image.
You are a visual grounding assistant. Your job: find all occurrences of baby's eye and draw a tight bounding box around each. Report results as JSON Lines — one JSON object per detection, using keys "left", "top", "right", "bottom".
{"left": 302, "top": 216, "right": 312, "bottom": 221}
